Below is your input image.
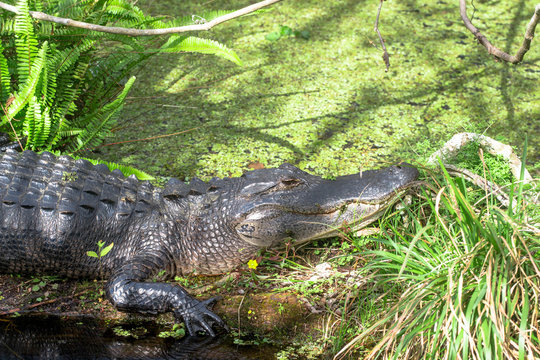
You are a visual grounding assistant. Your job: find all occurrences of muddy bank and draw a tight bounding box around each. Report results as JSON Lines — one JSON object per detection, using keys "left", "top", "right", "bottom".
{"left": 0, "top": 273, "right": 316, "bottom": 342}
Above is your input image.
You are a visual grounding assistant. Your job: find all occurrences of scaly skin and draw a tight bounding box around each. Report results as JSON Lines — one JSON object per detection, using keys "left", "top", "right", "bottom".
{"left": 0, "top": 136, "right": 418, "bottom": 336}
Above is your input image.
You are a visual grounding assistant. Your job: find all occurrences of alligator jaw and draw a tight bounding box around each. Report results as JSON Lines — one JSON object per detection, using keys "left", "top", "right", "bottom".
{"left": 234, "top": 163, "right": 419, "bottom": 248}
{"left": 290, "top": 188, "right": 411, "bottom": 246}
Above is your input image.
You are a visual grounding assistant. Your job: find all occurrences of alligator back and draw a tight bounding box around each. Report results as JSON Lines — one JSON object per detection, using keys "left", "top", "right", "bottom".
{"left": 0, "top": 150, "right": 157, "bottom": 278}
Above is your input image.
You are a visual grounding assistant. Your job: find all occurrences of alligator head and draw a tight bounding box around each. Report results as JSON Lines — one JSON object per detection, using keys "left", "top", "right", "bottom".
{"left": 232, "top": 163, "right": 419, "bottom": 248}
{"left": 170, "top": 163, "right": 419, "bottom": 275}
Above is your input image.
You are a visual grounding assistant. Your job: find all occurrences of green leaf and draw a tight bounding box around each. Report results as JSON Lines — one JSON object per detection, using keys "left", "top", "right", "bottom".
{"left": 279, "top": 25, "right": 293, "bottom": 36}
{"left": 100, "top": 242, "right": 114, "bottom": 257}
{"left": 265, "top": 31, "right": 281, "bottom": 42}
{"left": 86, "top": 251, "right": 98, "bottom": 258}
{"left": 518, "top": 287, "right": 529, "bottom": 360}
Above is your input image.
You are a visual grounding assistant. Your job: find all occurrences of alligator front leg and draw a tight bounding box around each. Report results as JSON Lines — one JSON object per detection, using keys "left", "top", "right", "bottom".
{"left": 107, "top": 256, "right": 226, "bottom": 336}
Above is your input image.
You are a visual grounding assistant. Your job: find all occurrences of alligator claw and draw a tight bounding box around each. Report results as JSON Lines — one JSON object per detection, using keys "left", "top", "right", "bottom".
{"left": 175, "top": 296, "right": 226, "bottom": 337}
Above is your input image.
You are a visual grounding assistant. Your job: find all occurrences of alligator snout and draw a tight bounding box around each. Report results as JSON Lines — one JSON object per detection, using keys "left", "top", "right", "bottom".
{"left": 293, "top": 162, "right": 419, "bottom": 211}
{"left": 234, "top": 162, "right": 419, "bottom": 248}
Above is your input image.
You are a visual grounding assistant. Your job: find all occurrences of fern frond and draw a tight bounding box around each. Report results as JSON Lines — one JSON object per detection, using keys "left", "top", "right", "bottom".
{"left": 56, "top": 128, "right": 83, "bottom": 137}
{"left": 0, "top": 18, "right": 15, "bottom": 35}
{"left": 48, "top": 38, "right": 94, "bottom": 76}
{"left": 1, "top": 0, "right": 247, "bottom": 152}
{"left": 0, "top": 42, "right": 11, "bottom": 104}
{"left": 158, "top": 36, "right": 242, "bottom": 65}
{"left": 14, "top": 0, "right": 39, "bottom": 85}
{"left": 28, "top": 0, "right": 44, "bottom": 12}
{"left": 103, "top": 0, "right": 147, "bottom": 23}
{"left": 37, "top": 107, "right": 52, "bottom": 147}
{"left": 0, "top": 41, "right": 47, "bottom": 126}
{"left": 23, "top": 95, "right": 37, "bottom": 148}
{"left": 25, "top": 98, "right": 51, "bottom": 149}
{"left": 51, "top": 59, "right": 87, "bottom": 123}
{"left": 47, "top": 116, "right": 74, "bottom": 150}
{"left": 53, "top": 0, "right": 95, "bottom": 21}
{"left": 23, "top": 95, "right": 50, "bottom": 149}
{"left": 76, "top": 157, "right": 155, "bottom": 180}
{"left": 71, "top": 76, "right": 136, "bottom": 152}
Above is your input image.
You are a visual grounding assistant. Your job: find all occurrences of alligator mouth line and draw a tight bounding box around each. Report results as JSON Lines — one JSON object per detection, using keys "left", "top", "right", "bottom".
{"left": 245, "top": 181, "right": 418, "bottom": 217}
{"left": 292, "top": 191, "right": 408, "bottom": 243}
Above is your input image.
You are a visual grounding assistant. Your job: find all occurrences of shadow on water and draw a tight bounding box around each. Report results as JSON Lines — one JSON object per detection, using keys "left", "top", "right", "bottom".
{"left": 0, "top": 316, "right": 276, "bottom": 360}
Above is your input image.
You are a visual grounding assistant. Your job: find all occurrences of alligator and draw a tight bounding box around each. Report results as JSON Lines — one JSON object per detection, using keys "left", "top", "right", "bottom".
{"left": 0, "top": 144, "right": 418, "bottom": 336}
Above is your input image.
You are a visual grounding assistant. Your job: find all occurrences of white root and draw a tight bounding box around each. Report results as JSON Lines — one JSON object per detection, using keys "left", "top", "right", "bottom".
{"left": 428, "top": 132, "right": 532, "bottom": 183}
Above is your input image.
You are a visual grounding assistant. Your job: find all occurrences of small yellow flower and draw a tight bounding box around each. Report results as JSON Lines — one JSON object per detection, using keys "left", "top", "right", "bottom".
{"left": 247, "top": 259, "right": 258, "bottom": 270}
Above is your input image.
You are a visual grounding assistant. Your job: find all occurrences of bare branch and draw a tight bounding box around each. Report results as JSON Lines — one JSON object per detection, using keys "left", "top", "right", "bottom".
{"left": 460, "top": 0, "right": 540, "bottom": 64}
{"left": 374, "top": 0, "right": 390, "bottom": 71}
{"left": 0, "top": 0, "right": 282, "bottom": 36}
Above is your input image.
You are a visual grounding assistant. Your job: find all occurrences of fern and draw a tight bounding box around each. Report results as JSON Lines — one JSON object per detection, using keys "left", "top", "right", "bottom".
{"left": 78, "top": 157, "right": 155, "bottom": 180}
{"left": 1, "top": 0, "right": 246, "bottom": 156}
{"left": 37, "top": 107, "right": 52, "bottom": 148}
{"left": 0, "top": 41, "right": 47, "bottom": 127}
{"left": 70, "top": 76, "right": 136, "bottom": 152}
{"left": 103, "top": 0, "right": 147, "bottom": 23}
{"left": 0, "top": 42, "right": 11, "bottom": 104}
{"left": 0, "top": 18, "right": 16, "bottom": 35}
{"left": 14, "top": 0, "right": 39, "bottom": 86}
{"left": 23, "top": 95, "right": 37, "bottom": 145}
{"left": 158, "top": 36, "right": 242, "bottom": 65}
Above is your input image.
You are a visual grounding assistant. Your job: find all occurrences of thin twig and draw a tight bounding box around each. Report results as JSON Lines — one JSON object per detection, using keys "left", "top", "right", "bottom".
{"left": 76, "top": 126, "right": 202, "bottom": 153}
{"left": 459, "top": 0, "right": 540, "bottom": 64}
{"left": 0, "top": 0, "right": 282, "bottom": 36}
{"left": 0, "top": 103, "right": 23, "bottom": 151}
{"left": 374, "top": 0, "right": 390, "bottom": 71}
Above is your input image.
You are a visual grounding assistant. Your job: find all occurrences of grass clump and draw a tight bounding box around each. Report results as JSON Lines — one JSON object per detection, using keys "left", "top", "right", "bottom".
{"left": 336, "top": 164, "right": 539, "bottom": 359}
{"left": 447, "top": 140, "right": 514, "bottom": 185}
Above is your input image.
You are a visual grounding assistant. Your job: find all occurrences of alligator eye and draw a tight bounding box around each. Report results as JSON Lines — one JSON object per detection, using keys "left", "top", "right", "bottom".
{"left": 280, "top": 178, "right": 301, "bottom": 187}
{"left": 237, "top": 223, "right": 256, "bottom": 235}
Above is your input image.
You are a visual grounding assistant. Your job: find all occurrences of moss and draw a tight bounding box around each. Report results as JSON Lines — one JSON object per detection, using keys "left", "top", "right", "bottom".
{"left": 215, "top": 292, "right": 310, "bottom": 341}
{"left": 448, "top": 140, "right": 514, "bottom": 184}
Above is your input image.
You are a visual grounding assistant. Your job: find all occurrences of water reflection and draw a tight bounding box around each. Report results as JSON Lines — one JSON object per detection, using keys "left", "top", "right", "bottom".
{"left": 0, "top": 316, "right": 275, "bottom": 359}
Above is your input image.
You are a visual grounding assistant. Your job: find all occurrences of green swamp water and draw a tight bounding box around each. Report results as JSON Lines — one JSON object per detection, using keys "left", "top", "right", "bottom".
{"left": 95, "top": 0, "right": 539, "bottom": 179}
{"left": 0, "top": 315, "right": 277, "bottom": 359}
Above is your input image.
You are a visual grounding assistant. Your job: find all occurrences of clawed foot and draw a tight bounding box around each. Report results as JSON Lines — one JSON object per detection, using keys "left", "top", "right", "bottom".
{"left": 175, "top": 296, "right": 228, "bottom": 337}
